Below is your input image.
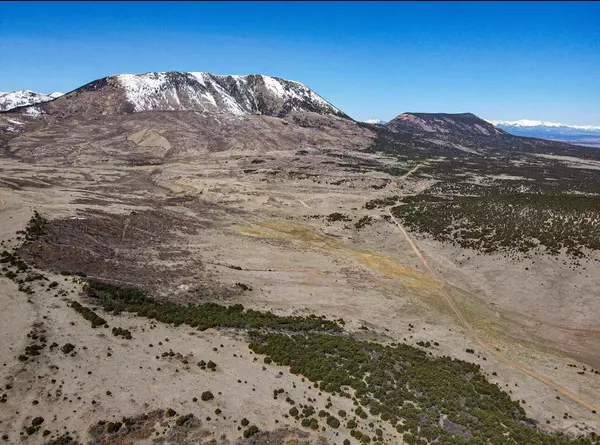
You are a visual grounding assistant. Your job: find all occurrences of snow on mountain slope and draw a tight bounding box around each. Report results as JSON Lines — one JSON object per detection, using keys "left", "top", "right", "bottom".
{"left": 364, "top": 119, "right": 387, "bottom": 125}
{"left": 18, "top": 71, "right": 349, "bottom": 120}
{"left": 115, "top": 72, "right": 348, "bottom": 118}
{"left": 0, "top": 90, "right": 62, "bottom": 111}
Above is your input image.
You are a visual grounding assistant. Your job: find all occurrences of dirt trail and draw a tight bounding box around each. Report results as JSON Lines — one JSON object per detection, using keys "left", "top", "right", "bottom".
{"left": 386, "top": 209, "right": 599, "bottom": 413}
{"left": 400, "top": 163, "right": 422, "bottom": 180}
{"left": 381, "top": 162, "right": 599, "bottom": 413}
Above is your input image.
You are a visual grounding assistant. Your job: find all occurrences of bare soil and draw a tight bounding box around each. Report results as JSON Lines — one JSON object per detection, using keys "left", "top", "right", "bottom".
{"left": 0, "top": 119, "right": 599, "bottom": 443}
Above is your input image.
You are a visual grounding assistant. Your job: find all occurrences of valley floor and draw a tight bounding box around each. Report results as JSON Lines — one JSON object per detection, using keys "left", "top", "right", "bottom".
{"left": 1, "top": 146, "right": 599, "bottom": 444}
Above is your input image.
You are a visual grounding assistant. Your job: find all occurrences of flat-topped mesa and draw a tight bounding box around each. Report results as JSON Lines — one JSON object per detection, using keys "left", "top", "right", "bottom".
{"left": 8, "top": 71, "right": 350, "bottom": 120}
{"left": 386, "top": 112, "right": 507, "bottom": 137}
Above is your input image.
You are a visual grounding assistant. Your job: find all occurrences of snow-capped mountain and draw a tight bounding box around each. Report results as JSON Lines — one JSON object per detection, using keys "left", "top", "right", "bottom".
{"left": 13, "top": 71, "right": 349, "bottom": 120}
{"left": 0, "top": 90, "right": 63, "bottom": 112}
{"left": 487, "top": 119, "right": 600, "bottom": 147}
{"left": 364, "top": 119, "right": 387, "bottom": 125}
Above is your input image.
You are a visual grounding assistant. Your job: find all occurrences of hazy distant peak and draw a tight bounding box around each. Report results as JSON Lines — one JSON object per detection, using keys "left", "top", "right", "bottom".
{"left": 487, "top": 119, "right": 600, "bottom": 131}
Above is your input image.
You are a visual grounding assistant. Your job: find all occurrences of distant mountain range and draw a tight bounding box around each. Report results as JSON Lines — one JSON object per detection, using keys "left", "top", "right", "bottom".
{"left": 487, "top": 119, "right": 600, "bottom": 148}
{"left": 1, "top": 72, "right": 598, "bottom": 152}
{"left": 0, "top": 90, "right": 63, "bottom": 112}
{"left": 363, "top": 117, "right": 600, "bottom": 148}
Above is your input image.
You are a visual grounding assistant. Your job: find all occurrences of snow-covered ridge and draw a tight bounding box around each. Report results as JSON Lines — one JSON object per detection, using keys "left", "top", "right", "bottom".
{"left": 364, "top": 119, "right": 387, "bottom": 125}
{"left": 487, "top": 119, "right": 600, "bottom": 131}
{"left": 113, "top": 71, "right": 347, "bottom": 118}
{"left": 0, "top": 90, "right": 63, "bottom": 112}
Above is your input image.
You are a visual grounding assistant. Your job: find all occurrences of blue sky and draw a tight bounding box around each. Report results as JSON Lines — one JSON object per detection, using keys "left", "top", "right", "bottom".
{"left": 1, "top": 1, "right": 599, "bottom": 125}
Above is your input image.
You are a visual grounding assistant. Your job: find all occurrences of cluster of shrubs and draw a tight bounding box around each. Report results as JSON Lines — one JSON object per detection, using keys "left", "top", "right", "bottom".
{"left": 243, "top": 425, "right": 259, "bottom": 438}
{"left": 300, "top": 417, "right": 319, "bottom": 430}
{"left": 24, "top": 417, "right": 45, "bottom": 436}
{"left": 355, "top": 216, "right": 374, "bottom": 230}
{"left": 197, "top": 360, "right": 217, "bottom": 371}
{"left": 327, "top": 213, "right": 352, "bottom": 223}
{"left": 21, "top": 343, "right": 44, "bottom": 361}
{"left": 85, "top": 280, "right": 341, "bottom": 332}
{"left": 112, "top": 327, "right": 132, "bottom": 340}
{"left": 70, "top": 301, "right": 107, "bottom": 328}
{"left": 1, "top": 250, "right": 29, "bottom": 281}
{"left": 248, "top": 332, "right": 600, "bottom": 445}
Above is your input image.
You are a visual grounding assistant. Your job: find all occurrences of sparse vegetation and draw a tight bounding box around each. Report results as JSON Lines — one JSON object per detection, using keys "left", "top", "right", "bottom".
{"left": 85, "top": 280, "right": 341, "bottom": 332}
{"left": 70, "top": 301, "right": 107, "bottom": 328}
{"left": 364, "top": 196, "right": 400, "bottom": 210}
{"left": 355, "top": 216, "right": 374, "bottom": 230}
{"left": 392, "top": 193, "right": 600, "bottom": 258}
{"left": 18, "top": 211, "right": 48, "bottom": 242}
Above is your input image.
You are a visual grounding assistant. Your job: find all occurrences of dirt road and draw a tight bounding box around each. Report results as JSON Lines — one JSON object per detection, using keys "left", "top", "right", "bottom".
{"left": 386, "top": 209, "right": 599, "bottom": 413}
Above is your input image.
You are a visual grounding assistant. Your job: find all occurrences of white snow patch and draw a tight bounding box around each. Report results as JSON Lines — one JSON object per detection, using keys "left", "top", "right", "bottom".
{"left": 107, "top": 71, "right": 344, "bottom": 117}
{"left": 261, "top": 75, "right": 286, "bottom": 98}
{"left": 24, "top": 106, "right": 42, "bottom": 117}
{"left": 0, "top": 89, "right": 58, "bottom": 111}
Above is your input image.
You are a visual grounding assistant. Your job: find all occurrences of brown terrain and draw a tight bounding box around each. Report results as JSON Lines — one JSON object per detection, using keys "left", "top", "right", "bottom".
{"left": 0, "top": 77, "right": 599, "bottom": 444}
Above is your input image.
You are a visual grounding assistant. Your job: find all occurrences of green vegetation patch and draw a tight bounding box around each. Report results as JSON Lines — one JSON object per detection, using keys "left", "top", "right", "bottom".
{"left": 75, "top": 279, "right": 597, "bottom": 444}
{"left": 85, "top": 280, "right": 341, "bottom": 332}
{"left": 392, "top": 194, "right": 600, "bottom": 258}
{"left": 70, "top": 301, "right": 107, "bottom": 328}
{"left": 248, "top": 332, "right": 599, "bottom": 445}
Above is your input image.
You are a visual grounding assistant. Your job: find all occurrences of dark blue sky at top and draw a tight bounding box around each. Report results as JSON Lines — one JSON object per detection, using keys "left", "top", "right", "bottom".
{"left": 1, "top": 1, "right": 599, "bottom": 124}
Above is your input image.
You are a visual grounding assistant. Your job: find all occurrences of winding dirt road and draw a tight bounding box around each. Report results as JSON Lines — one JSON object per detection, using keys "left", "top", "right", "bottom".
{"left": 380, "top": 162, "right": 599, "bottom": 413}
{"left": 386, "top": 208, "right": 599, "bottom": 413}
